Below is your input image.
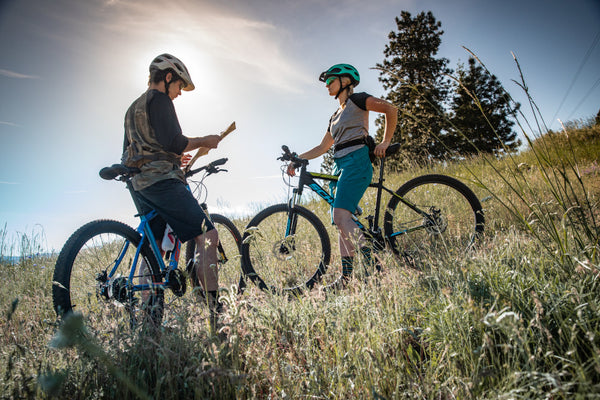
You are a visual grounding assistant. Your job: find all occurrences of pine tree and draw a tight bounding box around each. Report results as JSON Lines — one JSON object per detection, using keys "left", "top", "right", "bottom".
{"left": 375, "top": 11, "right": 452, "bottom": 167}
{"left": 320, "top": 148, "right": 335, "bottom": 174}
{"left": 449, "top": 57, "right": 521, "bottom": 156}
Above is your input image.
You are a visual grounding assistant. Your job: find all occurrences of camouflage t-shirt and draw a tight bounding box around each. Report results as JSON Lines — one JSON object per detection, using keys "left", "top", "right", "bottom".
{"left": 122, "top": 90, "right": 189, "bottom": 190}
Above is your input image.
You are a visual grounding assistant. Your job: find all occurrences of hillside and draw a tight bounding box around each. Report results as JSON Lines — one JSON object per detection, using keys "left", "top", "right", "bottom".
{"left": 1, "top": 121, "right": 599, "bottom": 399}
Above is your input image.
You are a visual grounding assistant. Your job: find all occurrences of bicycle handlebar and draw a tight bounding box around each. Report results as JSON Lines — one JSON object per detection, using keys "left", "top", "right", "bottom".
{"left": 184, "top": 157, "right": 228, "bottom": 178}
{"left": 278, "top": 145, "right": 308, "bottom": 168}
{"left": 278, "top": 143, "right": 404, "bottom": 170}
{"left": 100, "top": 158, "right": 228, "bottom": 181}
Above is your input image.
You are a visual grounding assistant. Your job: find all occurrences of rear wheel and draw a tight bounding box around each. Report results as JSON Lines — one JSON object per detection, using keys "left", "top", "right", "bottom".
{"left": 384, "top": 174, "right": 484, "bottom": 262}
{"left": 241, "top": 204, "right": 331, "bottom": 294}
{"left": 52, "top": 220, "right": 164, "bottom": 339}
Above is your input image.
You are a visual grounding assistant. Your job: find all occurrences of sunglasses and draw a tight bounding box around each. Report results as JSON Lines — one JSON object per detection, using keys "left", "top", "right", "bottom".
{"left": 325, "top": 76, "right": 338, "bottom": 85}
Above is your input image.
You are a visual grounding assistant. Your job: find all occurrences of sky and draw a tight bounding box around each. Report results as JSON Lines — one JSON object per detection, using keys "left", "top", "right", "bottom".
{"left": 1, "top": 0, "right": 599, "bottom": 254}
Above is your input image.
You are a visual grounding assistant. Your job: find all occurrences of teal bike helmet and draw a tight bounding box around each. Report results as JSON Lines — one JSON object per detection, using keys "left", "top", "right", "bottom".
{"left": 319, "top": 64, "right": 360, "bottom": 87}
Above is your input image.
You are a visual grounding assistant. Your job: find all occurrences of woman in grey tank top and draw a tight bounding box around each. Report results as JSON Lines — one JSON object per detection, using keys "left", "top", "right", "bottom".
{"left": 286, "top": 64, "right": 398, "bottom": 291}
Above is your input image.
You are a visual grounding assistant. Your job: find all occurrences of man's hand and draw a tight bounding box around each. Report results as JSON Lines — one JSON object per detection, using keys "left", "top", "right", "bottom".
{"left": 184, "top": 135, "right": 221, "bottom": 153}
{"left": 202, "top": 134, "right": 222, "bottom": 149}
{"left": 181, "top": 153, "right": 192, "bottom": 168}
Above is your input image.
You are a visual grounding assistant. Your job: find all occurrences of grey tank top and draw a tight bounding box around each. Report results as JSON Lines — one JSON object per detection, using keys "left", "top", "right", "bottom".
{"left": 328, "top": 92, "right": 371, "bottom": 158}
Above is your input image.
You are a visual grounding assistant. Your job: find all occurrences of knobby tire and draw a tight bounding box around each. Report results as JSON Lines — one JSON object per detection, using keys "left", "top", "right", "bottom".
{"left": 383, "top": 174, "right": 484, "bottom": 263}
{"left": 52, "top": 219, "right": 164, "bottom": 337}
{"left": 241, "top": 204, "right": 331, "bottom": 295}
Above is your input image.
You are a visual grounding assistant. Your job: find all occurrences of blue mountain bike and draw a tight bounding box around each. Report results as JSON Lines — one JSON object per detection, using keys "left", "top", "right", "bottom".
{"left": 52, "top": 158, "right": 242, "bottom": 333}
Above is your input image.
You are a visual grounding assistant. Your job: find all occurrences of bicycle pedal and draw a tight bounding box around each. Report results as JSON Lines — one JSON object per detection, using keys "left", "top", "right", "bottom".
{"left": 402, "top": 252, "right": 419, "bottom": 270}
{"left": 166, "top": 269, "right": 187, "bottom": 297}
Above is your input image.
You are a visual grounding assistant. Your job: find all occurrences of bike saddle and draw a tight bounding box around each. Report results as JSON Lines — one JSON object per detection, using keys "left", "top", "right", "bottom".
{"left": 385, "top": 143, "right": 401, "bottom": 157}
{"left": 99, "top": 164, "right": 141, "bottom": 180}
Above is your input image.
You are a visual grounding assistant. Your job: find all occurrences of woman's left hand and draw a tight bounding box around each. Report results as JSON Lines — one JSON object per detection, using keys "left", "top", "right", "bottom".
{"left": 286, "top": 162, "right": 298, "bottom": 177}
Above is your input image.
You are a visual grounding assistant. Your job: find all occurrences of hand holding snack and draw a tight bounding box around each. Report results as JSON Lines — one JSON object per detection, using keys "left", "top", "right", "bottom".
{"left": 183, "top": 122, "right": 236, "bottom": 173}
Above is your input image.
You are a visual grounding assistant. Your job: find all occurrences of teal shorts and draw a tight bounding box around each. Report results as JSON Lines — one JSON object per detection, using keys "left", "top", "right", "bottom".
{"left": 330, "top": 146, "right": 373, "bottom": 215}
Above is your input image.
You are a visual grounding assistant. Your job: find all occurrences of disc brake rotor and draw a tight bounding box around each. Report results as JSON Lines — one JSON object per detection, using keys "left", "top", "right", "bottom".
{"left": 425, "top": 208, "right": 447, "bottom": 235}
{"left": 272, "top": 236, "right": 296, "bottom": 261}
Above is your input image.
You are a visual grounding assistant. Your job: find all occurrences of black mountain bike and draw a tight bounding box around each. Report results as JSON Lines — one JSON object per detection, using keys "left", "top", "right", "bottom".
{"left": 241, "top": 144, "right": 485, "bottom": 294}
{"left": 52, "top": 158, "right": 242, "bottom": 334}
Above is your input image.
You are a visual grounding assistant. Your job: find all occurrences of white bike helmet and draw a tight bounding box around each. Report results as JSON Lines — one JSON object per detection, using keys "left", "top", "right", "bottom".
{"left": 150, "top": 53, "right": 195, "bottom": 91}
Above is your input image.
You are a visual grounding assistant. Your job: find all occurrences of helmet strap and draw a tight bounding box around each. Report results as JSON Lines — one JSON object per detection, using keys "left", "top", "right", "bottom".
{"left": 335, "top": 80, "right": 351, "bottom": 100}
{"left": 164, "top": 79, "right": 171, "bottom": 95}
{"left": 163, "top": 72, "right": 175, "bottom": 95}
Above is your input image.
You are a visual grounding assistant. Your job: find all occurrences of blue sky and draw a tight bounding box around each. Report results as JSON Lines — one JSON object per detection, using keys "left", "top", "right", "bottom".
{"left": 1, "top": 0, "right": 599, "bottom": 253}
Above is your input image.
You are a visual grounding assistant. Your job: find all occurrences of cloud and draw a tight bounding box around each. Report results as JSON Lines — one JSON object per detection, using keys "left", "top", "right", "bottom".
{"left": 96, "top": 0, "right": 313, "bottom": 92}
{"left": 0, "top": 181, "right": 20, "bottom": 185}
{"left": 0, "top": 121, "right": 20, "bottom": 127}
{"left": 0, "top": 69, "right": 40, "bottom": 79}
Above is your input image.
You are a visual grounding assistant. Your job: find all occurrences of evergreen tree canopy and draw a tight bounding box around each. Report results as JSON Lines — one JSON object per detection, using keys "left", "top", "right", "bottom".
{"left": 320, "top": 11, "right": 525, "bottom": 172}
{"left": 449, "top": 57, "right": 521, "bottom": 156}
{"left": 375, "top": 11, "right": 452, "bottom": 166}
{"left": 320, "top": 147, "right": 335, "bottom": 174}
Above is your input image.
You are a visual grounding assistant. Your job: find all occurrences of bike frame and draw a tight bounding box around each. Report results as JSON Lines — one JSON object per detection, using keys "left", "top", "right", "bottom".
{"left": 106, "top": 167, "right": 230, "bottom": 295}
{"left": 104, "top": 180, "right": 181, "bottom": 294}
{"left": 288, "top": 156, "right": 435, "bottom": 243}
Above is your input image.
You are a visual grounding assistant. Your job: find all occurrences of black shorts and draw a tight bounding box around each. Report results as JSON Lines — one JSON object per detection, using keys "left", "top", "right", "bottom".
{"left": 135, "top": 178, "right": 214, "bottom": 243}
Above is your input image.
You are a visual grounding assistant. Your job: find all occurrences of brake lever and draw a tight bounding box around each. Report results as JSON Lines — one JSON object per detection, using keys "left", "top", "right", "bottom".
{"left": 206, "top": 167, "right": 228, "bottom": 175}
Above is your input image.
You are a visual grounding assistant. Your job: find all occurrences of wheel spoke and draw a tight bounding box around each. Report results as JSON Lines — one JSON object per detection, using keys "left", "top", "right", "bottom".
{"left": 184, "top": 214, "right": 244, "bottom": 295}
{"left": 242, "top": 204, "right": 331, "bottom": 293}
{"left": 385, "top": 175, "right": 484, "bottom": 262}
{"left": 52, "top": 221, "right": 163, "bottom": 345}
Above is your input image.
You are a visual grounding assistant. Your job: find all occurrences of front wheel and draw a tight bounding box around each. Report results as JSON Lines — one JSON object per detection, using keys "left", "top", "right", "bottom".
{"left": 52, "top": 220, "right": 164, "bottom": 338}
{"left": 384, "top": 174, "right": 484, "bottom": 261}
{"left": 185, "top": 213, "right": 245, "bottom": 295}
{"left": 241, "top": 204, "right": 331, "bottom": 294}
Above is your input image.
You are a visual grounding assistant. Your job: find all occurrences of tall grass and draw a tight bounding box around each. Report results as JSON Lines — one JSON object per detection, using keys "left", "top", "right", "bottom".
{"left": 0, "top": 223, "right": 49, "bottom": 261}
{"left": 2, "top": 70, "right": 600, "bottom": 397}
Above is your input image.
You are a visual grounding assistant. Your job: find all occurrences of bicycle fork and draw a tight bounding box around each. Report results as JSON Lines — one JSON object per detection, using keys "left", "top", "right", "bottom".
{"left": 278, "top": 190, "right": 302, "bottom": 255}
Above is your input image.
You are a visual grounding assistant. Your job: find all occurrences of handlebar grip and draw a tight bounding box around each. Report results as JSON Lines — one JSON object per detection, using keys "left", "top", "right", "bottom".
{"left": 99, "top": 164, "right": 140, "bottom": 180}
{"left": 279, "top": 144, "right": 308, "bottom": 167}
{"left": 99, "top": 166, "right": 119, "bottom": 180}
{"left": 211, "top": 157, "right": 228, "bottom": 167}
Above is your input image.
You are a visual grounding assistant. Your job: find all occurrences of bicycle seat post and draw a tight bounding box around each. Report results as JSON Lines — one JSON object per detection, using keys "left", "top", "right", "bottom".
{"left": 372, "top": 155, "right": 387, "bottom": 231}
{"left": 126, "top": 179, "right": 147, "bottom": 216}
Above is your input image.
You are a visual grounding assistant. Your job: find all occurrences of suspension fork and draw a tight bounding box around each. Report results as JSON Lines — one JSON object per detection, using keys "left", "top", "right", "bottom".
{"left": 285, "top": 163, "right": 311, "bottom": 237}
